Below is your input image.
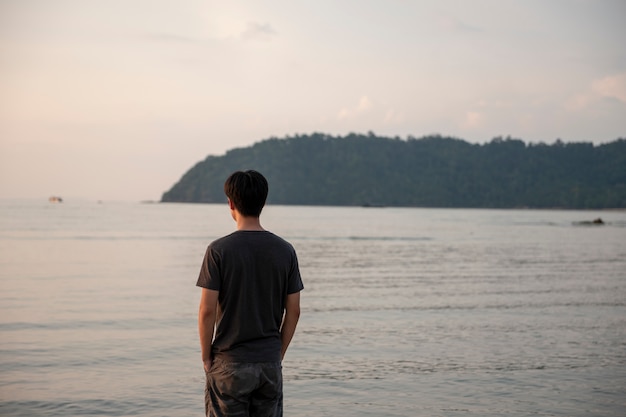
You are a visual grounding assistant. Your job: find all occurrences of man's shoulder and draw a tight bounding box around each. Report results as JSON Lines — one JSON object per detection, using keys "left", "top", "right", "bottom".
{"left": 206, "top": 231, "right": 238, "bottom": 248}
{"left": 208, "top": 231, "right": 295, "bottom": 253}
{"left": 264, "top": 231, "right": 297, "bottom": 251}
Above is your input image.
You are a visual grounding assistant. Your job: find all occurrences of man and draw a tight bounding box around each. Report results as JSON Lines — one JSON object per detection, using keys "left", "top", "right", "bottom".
{"left": 197, "top": 170, "right": 304, "bottom": 417}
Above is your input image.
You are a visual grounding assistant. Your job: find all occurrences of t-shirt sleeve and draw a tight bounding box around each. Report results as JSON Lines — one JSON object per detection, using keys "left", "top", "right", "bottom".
{"left": 287, "top": 250, "right": 304, "bottom": 294}
{"left": 196, "top": 245, "right": 221, "bottom": 291}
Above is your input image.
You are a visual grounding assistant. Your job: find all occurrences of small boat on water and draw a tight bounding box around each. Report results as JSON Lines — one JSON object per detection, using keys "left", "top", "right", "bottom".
{"left": 49, "top": 196, "right": 63, "bottom": 203}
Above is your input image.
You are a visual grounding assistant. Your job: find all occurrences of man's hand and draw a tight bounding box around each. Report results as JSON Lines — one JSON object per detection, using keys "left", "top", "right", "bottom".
{"left": 203, "top": 358, "right": 212, "bottom": 373}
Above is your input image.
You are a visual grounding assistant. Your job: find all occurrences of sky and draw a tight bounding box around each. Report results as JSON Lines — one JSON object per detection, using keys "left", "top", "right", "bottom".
{"left": 1, "top": 0, "right": 625, "bottom": 201}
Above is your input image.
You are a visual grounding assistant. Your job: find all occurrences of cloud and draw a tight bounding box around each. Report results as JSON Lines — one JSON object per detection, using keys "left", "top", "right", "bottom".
{"left": 241, "top": 22, "right": 277, "bottom": 41}
{"left": 336, "top": 96, "right": 405, "bottom": 125}
{"left": 566, "top": 72, "right": 626, "bottom": 111}
{"left": 592, "top": 73, "right": 626, "bottom": 103}
{"left": 337, "top": 95, "right": 373, "bottom": 120}
{"left": 461, "top": 111, "right": 485, "bottom": 129}
{"left": 357, "top": 96, "right": 372, "bottom": 111}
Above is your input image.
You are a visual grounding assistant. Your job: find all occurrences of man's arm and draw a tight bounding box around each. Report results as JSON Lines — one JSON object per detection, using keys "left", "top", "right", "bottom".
{"left": 280, "top": 291, "right": 301, "bottom": 360}
{"left": 198, "top": 288, "right": 219, "bottom": 372}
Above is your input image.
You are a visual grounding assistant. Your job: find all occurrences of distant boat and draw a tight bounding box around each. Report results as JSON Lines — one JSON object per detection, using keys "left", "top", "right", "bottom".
{"left": 49, "top": 196, "right": 63, "bottom": 203}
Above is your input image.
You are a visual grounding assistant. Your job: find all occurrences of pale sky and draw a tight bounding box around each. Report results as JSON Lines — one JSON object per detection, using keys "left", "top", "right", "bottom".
{"left": 1, "top": 0, "right": 625, "bottom": 201}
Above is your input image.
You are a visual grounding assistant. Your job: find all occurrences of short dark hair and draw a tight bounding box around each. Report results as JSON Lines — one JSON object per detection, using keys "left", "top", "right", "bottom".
{"left": 224, "top": 170, "right": 269, "bottom": 217}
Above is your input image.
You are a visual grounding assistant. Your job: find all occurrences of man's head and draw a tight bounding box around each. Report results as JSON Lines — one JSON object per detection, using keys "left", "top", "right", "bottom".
{"left": 224, "top": 170, "right": 269, "bottom": 217}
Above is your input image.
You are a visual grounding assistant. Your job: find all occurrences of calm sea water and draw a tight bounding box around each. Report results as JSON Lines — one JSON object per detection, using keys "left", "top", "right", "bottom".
{"left": 0, "top": 200, "right": 625, "bottom": 417}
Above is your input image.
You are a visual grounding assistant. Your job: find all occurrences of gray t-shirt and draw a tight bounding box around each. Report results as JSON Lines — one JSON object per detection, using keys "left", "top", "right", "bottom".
{"left": 197, "top": 230, "right": 304, "bottom": 362}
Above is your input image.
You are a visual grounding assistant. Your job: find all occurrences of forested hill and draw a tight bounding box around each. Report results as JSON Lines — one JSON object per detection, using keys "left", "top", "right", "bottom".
{"left": 161, "top": 133, "right": 626, "bottom": 209}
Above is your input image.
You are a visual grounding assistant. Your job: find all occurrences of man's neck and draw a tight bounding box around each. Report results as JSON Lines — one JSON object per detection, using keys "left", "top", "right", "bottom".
{"left": 235, "top": 215, "right": 264, "bottom": 231}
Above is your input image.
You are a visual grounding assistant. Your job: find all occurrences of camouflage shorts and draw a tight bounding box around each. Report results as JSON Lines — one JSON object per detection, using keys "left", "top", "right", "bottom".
{"left": 205, "top": 360, "right": 283, "bottom": 417}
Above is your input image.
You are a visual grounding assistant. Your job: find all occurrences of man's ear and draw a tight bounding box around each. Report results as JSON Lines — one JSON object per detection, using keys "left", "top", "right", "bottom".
{"left": 227, "top": 198, "right": 235, "bottom": 210}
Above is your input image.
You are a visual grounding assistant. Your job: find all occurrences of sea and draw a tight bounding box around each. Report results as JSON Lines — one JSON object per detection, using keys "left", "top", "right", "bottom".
{"left": 0, "top": 200, "right": 625, "bottom": 417}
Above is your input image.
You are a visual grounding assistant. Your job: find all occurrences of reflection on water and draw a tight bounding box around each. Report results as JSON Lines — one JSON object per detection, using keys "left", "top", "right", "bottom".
{"left": 0, "top": 201, "right": 625, "bottom": 416}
